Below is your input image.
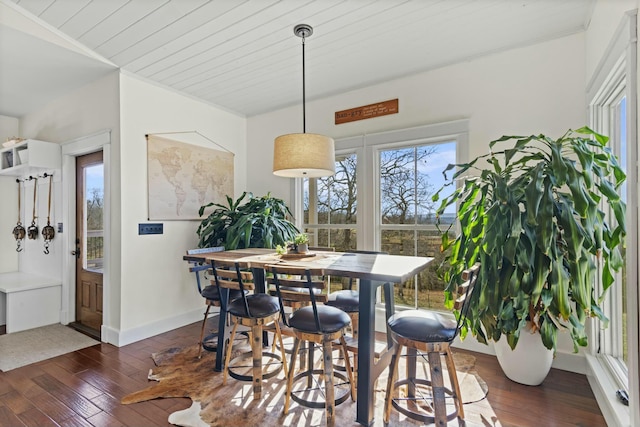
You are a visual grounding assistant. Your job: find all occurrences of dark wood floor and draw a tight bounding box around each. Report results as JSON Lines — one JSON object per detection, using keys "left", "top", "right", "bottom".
{"left": 0, "top": 321, "right": 606, "bottom": 427}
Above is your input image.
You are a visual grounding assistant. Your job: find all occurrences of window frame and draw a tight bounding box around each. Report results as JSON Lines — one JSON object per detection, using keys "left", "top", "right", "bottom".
{"left": 585, "top": 9, "right": 638, "bottom": 427}
{"left": 301, "top": 120, "right": 469, "bottom": 309}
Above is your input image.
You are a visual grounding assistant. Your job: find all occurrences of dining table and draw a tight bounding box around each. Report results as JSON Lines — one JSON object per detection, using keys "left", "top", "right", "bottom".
{"left": 183, "top": 248, "right": 433, "bottom": 427}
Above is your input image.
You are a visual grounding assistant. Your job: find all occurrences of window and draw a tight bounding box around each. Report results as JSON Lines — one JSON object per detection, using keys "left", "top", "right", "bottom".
{"left": 590, "top": 54, "right": 632, "bottom": 379}
{"left": 586, "top": 11, "right": 639, "bottom": 426}
{"left": 303, "top": 152, "right": 357, "bottom": 251}
{"left": 378, "top": 142, "right": 456, "bottom": 309}
{"left": 302, "top": 121, "right": 467, "bottom": 309}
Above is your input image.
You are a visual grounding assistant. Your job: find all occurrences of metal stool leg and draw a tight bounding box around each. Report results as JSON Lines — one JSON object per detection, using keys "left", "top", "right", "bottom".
{"left": 223, "top": 319, "right": 239, "bottom": 385}
{"left": 383, "top": 343, "right": 403, "bottom": 424}
{"left": 427, "top": 351, "right": 447, "bottom": 427}
{"left": 285, "top": 338, "right": 302, "bottom": 415}
{"left": 444, "top": 349, "right": 464, "bottom": 419}
{"left": 322, "top": 339, "right": 335, "bottom": 427}
{"left": 197, "top": 305, "right": 211, "bottom": 359}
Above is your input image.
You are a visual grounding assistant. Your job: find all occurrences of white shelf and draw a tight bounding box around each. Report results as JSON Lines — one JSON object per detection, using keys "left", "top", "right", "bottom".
{"left": 0, "top": 139, "right": 61, "bottom": 176}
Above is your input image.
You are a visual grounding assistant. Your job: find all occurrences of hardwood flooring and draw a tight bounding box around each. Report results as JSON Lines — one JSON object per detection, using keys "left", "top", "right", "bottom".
{"left": 0, "top": 321, "right": 606, "bottom": 426}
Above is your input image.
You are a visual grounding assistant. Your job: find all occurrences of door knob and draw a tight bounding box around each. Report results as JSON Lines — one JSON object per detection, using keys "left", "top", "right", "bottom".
{"left": 72, "top": 238, "right": 80, "bottom": 258}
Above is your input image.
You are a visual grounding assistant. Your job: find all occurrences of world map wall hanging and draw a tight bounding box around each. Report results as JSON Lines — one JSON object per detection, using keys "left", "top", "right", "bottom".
{"left": 146, "top": 134, "right": 234, "bottom": 220}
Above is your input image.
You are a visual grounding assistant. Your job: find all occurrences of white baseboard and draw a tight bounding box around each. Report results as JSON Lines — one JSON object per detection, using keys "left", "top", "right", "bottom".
{"left": 104, "top": 306, "right": 220, "bottom": 347}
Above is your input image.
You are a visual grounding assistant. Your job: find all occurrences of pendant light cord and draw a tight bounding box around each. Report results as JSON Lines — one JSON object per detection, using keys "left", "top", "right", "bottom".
{"left": 301, "top": 33, "right": 306, "bottom": 133}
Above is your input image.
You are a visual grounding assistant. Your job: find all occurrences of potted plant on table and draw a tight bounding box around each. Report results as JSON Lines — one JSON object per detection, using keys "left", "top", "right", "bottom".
{"left": 196, "top": 192, "right": 299, "bottom": 249}
{"left": 433, "top": 127, "right": 626, "bottom": 385}
{"left": 292, "top": 233, "right": 310, "bottom": 253}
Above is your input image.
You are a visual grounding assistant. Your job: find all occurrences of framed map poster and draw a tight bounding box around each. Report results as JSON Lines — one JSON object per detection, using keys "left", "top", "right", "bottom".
{"left": 147, "top": 135, "right": 234, "bottom": 220}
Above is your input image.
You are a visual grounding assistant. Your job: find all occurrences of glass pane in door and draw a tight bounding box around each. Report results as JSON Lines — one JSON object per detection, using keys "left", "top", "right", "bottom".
{"left": 84, "top": 164, "right": 104, "bottom": 272}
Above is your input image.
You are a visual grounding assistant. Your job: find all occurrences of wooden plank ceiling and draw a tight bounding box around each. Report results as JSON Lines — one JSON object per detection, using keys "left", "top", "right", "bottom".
{"left": 7, "top": 0, "right": 595, "bottom": 117}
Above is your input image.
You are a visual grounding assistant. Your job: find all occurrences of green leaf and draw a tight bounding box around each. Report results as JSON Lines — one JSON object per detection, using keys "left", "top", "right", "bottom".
{"left": 539, "top": 315, "right": 557, "bottom": 351}
{"left": 434, "top": 127, "right": 625, "bottom": 354}
{"left": 549, "top": 258, "right": 571, "bottom": 319}
{"left": 524, "top": 163, "right": 545, "bottom": 225}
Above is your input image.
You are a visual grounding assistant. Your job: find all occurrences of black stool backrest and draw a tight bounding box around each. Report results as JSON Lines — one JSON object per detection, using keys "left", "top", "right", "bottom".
{"left": 267, "top": 265, "right": 327, "bottom": 331}
{"left": 453, "top": 264, "right": 480, "bottom": 333}
{"left": 211, "top": 259, "right": 254, "bottom": 316}
{"left": 186, "top": 246, "right": 225, "bottom": 293}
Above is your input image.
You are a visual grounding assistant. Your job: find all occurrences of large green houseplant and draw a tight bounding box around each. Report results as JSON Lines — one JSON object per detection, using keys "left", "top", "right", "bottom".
{"left": 433, "top": 127, "right": 626, "bottom": 357}
{"left": 196, "top": 192, "right": 299, "bottom": 249}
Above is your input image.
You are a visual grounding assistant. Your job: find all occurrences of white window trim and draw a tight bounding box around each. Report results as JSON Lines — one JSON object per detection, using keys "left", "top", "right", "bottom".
{"left": 586, "top": 9, "right": 638, "bottom": 427}
{"left": 302, "top": 120, "right": 468, "bottom": 313}
{"left": 347, "top": 119, "right": 469, "bottom": 252}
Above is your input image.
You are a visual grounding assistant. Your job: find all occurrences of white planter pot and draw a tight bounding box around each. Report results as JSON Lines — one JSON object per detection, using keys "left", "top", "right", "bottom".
{"left": 494, "top": 330, "right": 554, "bottom": 386}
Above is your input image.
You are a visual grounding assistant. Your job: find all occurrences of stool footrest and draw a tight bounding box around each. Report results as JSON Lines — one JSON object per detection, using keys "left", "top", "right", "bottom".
{"left": 227, "top": 351, "right": 284, "bottom": 382}
{"left": 290, "top": 369, "right": 352, "bottom": 409}
{"left": 390, "top": 378, "right": 459, "bottom": 424}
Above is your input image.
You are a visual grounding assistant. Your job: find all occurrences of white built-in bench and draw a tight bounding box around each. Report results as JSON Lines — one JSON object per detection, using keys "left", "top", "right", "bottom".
{"left": 0, "top": 272, "right": 61, "bottom": 333}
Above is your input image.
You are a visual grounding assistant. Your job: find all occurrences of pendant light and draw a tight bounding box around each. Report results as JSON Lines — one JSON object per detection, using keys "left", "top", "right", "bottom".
{"left": 273, "top": 24, "right": 335, "bottom": 178}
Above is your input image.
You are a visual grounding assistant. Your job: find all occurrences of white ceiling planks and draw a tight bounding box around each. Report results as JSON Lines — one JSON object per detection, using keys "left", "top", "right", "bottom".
{"left": 160, "top": 1, "right": 345, "bottom": 90}
{"left": 109, "top": 0, "right": 244, "bottom": 66}
{"left": 36, "top": 0, "right": 91, "bottom": 29}
{"left": 92, "top": 0, "right": 210, "bottom": 59}
{"left": 3, "top": 0, "right": 596, "bottom": 118}
{"left": 57, "top": 0, "right": 129, "bottom": 41}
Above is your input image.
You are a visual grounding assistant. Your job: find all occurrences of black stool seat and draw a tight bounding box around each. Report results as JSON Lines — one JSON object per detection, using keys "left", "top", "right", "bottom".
{"left": 201, "top": 284, "right": 245, "bottom": 302}
{"left": 326, "top": 290, "right": 359, "bottom": 313}
{"left": 387, "top": 310, "right": 457, "bottom": 343}
{"left": 289, "top": 305, "right": 351, "bottom": 334}
{"left": 228, "top": 293, "right": 280, "bottom": 318}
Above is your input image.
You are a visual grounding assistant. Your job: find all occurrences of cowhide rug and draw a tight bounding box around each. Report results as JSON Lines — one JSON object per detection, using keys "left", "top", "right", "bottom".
{"left": 122, "top": 340, "right": 488, "bottom": 427}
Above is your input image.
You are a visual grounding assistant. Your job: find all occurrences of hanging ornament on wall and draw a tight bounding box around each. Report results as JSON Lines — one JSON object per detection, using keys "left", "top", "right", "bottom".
{"left": 42, "top": 173, "right": 55, "bottom": 255}
{"left": 27, "top": 176, "right": 38, "bottom": 240}
{"left": 12, "top": 179, "right": 26, "bottom": 252}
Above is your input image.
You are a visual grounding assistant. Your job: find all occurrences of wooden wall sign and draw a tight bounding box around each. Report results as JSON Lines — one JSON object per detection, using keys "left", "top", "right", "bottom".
{"left": 335, "top": 99, "right": 398, "bottom": 125}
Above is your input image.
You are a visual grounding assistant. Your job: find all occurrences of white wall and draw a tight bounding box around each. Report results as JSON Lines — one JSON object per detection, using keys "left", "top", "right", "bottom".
{"left": 0, "top": 115, "right": 19, "bottom": 141}
{"left": 248, "top": 33, "right": 587, "bottom": 364}
{"left": 586, "top": 0, "right": 638, "bottom": 81}
{"left": 0, "top": 177, "right": 19, "bottom": 273}
{"left": 0, "top": 118, "right": 21, "bottom": 272}
{"left": 117, "top": 73, "right": 246, "bottom": 343}
{"left": 18, "top": 71, "right": 121, "bottom": 333}
{"left": 20, "top": 72, "right": 120, "bottom": 143}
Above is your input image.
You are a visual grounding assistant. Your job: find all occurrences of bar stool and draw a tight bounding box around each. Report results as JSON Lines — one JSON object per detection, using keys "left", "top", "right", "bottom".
{"left": 269, "top": 245, "right": 333, "bottom": 371}
{"left": 211, "top": 259, "right": 288, "bottom": 400}
{"left": 383, "top": 264, "right": 479, "bottom": 426}
{"left": 268, "top": 264, "right": 355, "bottom": 427}
{"left": 196, "top": 281, "right": 245, "bottom": 358}
{"left": 186, "top": 246, "right": 246, "bottom": 359}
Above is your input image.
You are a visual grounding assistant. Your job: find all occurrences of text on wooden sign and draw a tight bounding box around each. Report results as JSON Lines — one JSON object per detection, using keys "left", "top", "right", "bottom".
{"left": 335, "top": 99, "right": 399, "bottom": 125}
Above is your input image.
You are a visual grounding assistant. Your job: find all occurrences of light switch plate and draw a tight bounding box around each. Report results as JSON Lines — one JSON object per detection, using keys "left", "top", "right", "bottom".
{"left": 139, "top": 223, "right": 163, "bottom": 235}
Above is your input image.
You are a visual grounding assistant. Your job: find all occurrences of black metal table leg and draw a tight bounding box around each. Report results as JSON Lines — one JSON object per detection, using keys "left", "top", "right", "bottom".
{"left": 356, "top": 279, "right": 378, "bottom": 426}
{"left": 214, "top": 287, "right": 229, "bottom": 372}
